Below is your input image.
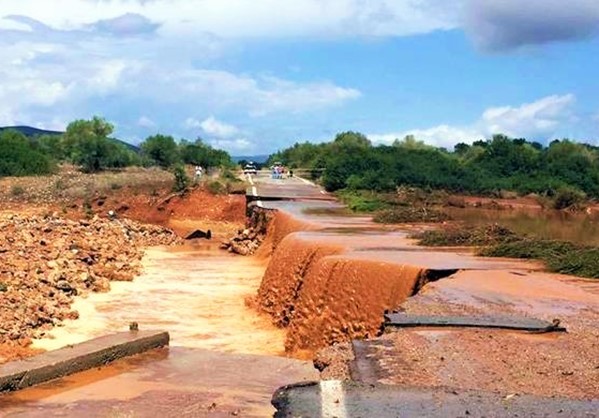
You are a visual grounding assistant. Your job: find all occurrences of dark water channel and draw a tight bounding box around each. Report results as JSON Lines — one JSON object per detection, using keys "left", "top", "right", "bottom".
{"left": 446, "top": 207, "right": 599, "bottom": 246}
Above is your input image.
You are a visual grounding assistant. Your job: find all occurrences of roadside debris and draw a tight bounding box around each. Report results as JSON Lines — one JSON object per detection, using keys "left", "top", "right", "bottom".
{"left": 0, "top": 213, "right": 181, "bottom": 347}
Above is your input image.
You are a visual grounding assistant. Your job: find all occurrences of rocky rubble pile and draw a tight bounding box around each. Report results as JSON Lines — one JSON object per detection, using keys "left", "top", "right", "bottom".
{"left": 0, "top": 213, "right": 181, "bottom": 345}
{"left": 220, "top": 227, "right": 264, "bottom": 255}
{"left": 220, "top": 207, "right": 273, "bottom": 255}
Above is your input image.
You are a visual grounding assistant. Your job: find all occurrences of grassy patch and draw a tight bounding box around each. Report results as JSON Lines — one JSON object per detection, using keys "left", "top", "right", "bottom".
{"left": 413, "top": 224, "right": 518, "bottom": 246}
{"left": 10, "top": 185, "right": 25, "bottom": 197}
{"left": 374, "top": 207, "right": 450, "bottom": 224}
{"left": 414, "top": 224, "right": 599, "bottom": 279}
{"left": 481, "top": 240, "right": 599, "bottom": 278}
{"left": 336, "top": 190, "right": 391, "bottom": 212}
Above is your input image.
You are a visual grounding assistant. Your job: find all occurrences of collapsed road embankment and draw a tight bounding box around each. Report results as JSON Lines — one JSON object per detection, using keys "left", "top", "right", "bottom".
{"left": 252, "top": 207, "right": 466, "bottom": 356}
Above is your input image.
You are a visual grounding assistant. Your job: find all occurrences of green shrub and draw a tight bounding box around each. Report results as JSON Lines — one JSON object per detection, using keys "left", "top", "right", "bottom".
{"left": 337, "top": 190, "right": 388, "bottom": 212}
{"left": 172, "top": 165, "right": 189, "bottom": 193}
{"left": 10, "top": 185, "right": 25, "bottom": 197}
{"left": 414, "top": 224, "right": 518, "bottom": 246}
{"left": 0, "top": 130, "right": 56, "bottom": 177}
{"left": 482, "top": 239, "right": 599, "bottom": 278}
{"left": 141, "top": 134, "right": 180, "bottom": 168}
{"left": 552, "top": 188, "right": 586, "bottom": 210}
{"left": 206, "top": 180, "right": 226, "bottom": 195}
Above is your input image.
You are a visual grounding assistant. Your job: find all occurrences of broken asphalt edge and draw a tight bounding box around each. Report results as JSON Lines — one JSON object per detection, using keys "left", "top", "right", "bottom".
{"left": 0, "top": 330, "right": 169, "bottom": 393}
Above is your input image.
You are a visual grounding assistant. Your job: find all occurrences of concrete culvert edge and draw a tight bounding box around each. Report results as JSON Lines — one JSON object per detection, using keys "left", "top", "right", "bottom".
{"left": 0, "top": 330, "right": 169, "bottom": 393}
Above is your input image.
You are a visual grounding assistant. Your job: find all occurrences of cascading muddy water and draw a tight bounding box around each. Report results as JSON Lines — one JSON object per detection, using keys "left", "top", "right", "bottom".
{"left": 255, "top": 210, "right": 457, "bottom": 357}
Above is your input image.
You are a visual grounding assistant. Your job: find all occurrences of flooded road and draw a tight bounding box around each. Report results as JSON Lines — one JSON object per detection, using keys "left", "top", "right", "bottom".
{"left": 2, "top": 172, "right": 598, "bottom": 416}
{"left": 33, "top": 244, "right": 285, "bottom": 355}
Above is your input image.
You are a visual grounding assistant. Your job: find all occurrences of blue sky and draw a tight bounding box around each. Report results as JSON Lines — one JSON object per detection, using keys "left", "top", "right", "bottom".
{"left": 1, "top": 0, "right": 598, "bottom": 154}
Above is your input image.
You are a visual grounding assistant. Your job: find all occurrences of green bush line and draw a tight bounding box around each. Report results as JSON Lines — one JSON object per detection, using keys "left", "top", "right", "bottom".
{"left": 413, "top": 226, "right": 599, "bottom": 279}
{"left": 0, "top": 116, "right": 236, "bottom": 178}
{"left": 269, "top": 131, "right": 599, "bottom": 201}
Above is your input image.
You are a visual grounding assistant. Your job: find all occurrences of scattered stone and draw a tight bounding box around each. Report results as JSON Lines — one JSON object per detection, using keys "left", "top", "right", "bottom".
{"left": 0, "top": 213, "right": 181, "bottom": 348}
{"left": 220, "top": 208, "right": 273, "bottom": 256}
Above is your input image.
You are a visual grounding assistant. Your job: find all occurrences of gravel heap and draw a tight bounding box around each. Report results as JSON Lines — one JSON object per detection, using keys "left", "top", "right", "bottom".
{"left": 0, "top": 213, "right": 181, "bottom": 344}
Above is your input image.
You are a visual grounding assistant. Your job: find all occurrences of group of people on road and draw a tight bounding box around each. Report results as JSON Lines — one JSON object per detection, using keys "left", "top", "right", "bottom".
{"left": 271, "top": 164, "right": 285, "bottom": 179}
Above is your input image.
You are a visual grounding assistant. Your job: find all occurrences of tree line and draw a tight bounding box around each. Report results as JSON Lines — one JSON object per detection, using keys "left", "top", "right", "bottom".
{"left": 268, "top": 131, "right": 599, "bottom": 199}
{"left": 0, "top": 116, "right": 233, "bottom": 177}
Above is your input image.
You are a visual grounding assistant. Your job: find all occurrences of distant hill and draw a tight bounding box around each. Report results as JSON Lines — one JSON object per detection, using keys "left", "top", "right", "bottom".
{"left": 0, "top": 125, "right": 63, "bottom": 137}
{"left": 0, "top": 125, "right": 139, "bottom": 152}
{"left": 231, "top": 154, "right": 270, "bottom": 164}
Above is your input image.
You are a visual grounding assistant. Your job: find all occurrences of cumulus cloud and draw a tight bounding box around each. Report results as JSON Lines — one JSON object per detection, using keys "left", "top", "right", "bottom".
{"left": 0, "top": 0, "right": 459, "bottom": 39}
{"left": 0, "top": 12, "right": 359, "bottom": 133}
{"left": 199, "top": 116, "right": 239, "bottom": 138}
{"left": 91, "top": 13, "right": 160, "bottom": 36}
{"left": 481, "top": 94, "right": 576, "bottom": 137}
{"left": 137, "top": 115, "right": 156, "bottom": 128}
{"left": 464, "top": 0, "right": 599, "bottom": 51}
{"left": 0, "top": 16, "right": 33, "bottom": 32}
{"left": 369, "top": 125, "right": 483, "bottom": 149}
{"left": 369, "top": 94, "right": 576, "bottom": 148}
{"left": 209, "top": 138, "right": 254, "bottom": 154}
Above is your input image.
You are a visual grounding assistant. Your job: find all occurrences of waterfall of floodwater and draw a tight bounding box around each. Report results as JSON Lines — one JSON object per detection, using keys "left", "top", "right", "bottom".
{"left": 256, "top": 212, "right": 427, "bottom": 357}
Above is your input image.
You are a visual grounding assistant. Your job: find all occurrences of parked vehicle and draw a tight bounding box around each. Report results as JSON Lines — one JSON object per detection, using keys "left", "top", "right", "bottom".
{"left": 243, "top": 163, "right": 257, "bottom": 175}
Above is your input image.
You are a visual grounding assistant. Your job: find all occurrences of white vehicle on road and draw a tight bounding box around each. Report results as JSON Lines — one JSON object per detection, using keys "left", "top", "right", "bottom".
{"left": 243, "top": 163, "right": 257, "bottom": 175}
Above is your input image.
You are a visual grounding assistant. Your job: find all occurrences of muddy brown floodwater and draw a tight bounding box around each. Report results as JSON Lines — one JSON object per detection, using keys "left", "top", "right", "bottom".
{"left": 447, "top": 206, "right": 599, "bottom": 245}
{"left": 33, "top": 243, "right": 285, "bottom": 355}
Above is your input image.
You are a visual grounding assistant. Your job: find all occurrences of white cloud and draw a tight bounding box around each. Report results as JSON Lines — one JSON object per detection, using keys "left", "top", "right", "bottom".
{"left": 0, "top": 17, "right": 32, "bottom": 32}
{"left": 481, "top": 94, "right": 575, "bottom": 138}
{"left": 137, "top": 116, "right": 156, "bottom": 128}
{"left": 199, "top": 116, "right": 239, "bottom": 138}
{"left": 0, "top": 1, "right": 459, "bottom": 39}
{"left": 184, "top": 118, "right": 202, "bottom": 130}
{"left": 209, "top": 138, "right": 254, "bottom": 154}
{"left": 370, "top": 125, "right": 483, "bottom": 149}
{"left": 0, "top": 22, "right": 359, "bottom": 132}
{"left": 369, "top": 94, "right": 576, "bottom": 148}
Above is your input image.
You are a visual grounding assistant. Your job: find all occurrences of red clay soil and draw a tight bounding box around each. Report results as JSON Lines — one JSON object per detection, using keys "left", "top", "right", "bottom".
{"left": 90, "top": 187, "right": 246, "bottom": 229}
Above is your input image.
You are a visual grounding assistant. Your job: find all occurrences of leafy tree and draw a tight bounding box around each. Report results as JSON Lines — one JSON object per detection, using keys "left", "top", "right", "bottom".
{"left": 63, "top": 117, "right": 116, "bottom": 172}
{"left": 140, "top": 134, "right": 180, "bottom": 168}
{"left": 179, "top": 138, "right": 233, "bottom": 168}
{"left": 0, "top": 130, "right": 56, "bottom": 176}
{"left": 392, "top": 135, "right": 432, "bottom": 150}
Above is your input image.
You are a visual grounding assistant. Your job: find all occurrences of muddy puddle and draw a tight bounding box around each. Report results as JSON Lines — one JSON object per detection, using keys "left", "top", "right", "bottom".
{"left": 33, "top": 243, "right": 285, "bottom": 356}
{"left": 447, "top": 207, "right": 599, "bottom": 245}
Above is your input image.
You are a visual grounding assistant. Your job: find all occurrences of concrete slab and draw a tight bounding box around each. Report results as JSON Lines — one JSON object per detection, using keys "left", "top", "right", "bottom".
{"left": 384, "top": 313, "right": 566, "bottom": 332}
{"left": 0, "top": 330, "right": 169, "bottom": 393}
{"left": 272, "top": 381, "right": 599, "bottom": 418}
{"left": 0, "top": 346, "right": 319, "bottom": 417}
